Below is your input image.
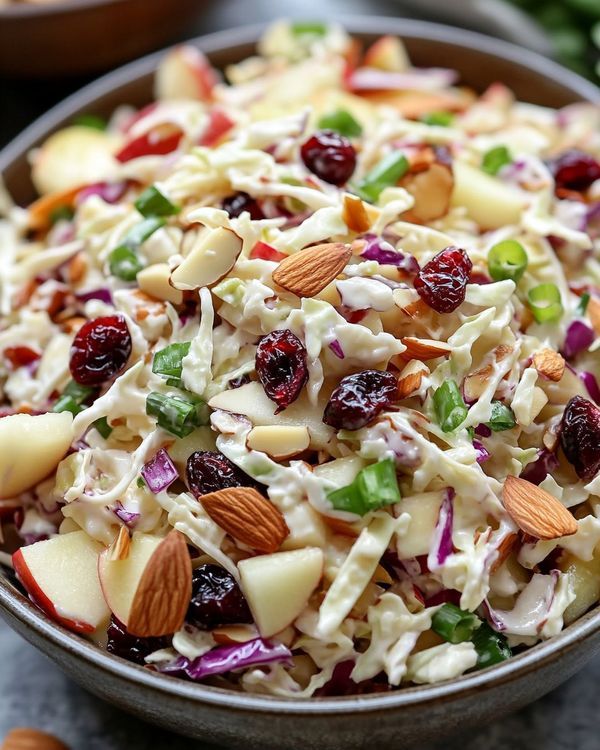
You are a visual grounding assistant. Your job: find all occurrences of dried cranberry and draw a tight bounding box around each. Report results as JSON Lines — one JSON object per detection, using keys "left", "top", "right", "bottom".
{"left": 323, "top": 370, "right": 398, "bottom": 430}
{"left": 3, "top": 346, "right": 40, "bottom": 369}
{"left": 560, "top": 395, "right": 600, "bottom": 480}
{"left": 300, "top": 130, "right": 357, "bottom": 186}
{"left": 228, "top": 373, "right": 251, "bottom": 389}
{"left": 315, "top": 660, "right": 391, "bottom": 696}
{"left": 107, "top": 616, "right": 170, "bottom": 665}
{"left": 255, "top": 329, "right": 308, "bottom": 412}
{"left": 549, "top": 150, "right": 600, "bottom": 193}
{"left": 221, "top": 192, "right": 264, "bottom": 220}
{"left": 69, "top": 315, "right": 132, "bottom": 386}
{"left": 186, "top": 564, "right": 252, "bottom": 629}
{"left": 186, "top": 450, "right": 259, "bottom": 497}
{"left": 414, "top": 246, "right": 472, "bottom": 313}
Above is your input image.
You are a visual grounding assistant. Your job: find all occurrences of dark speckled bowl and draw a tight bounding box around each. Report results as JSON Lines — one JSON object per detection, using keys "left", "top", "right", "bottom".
{"left": 1, "top": 19, "right": 599, "bottom": 750}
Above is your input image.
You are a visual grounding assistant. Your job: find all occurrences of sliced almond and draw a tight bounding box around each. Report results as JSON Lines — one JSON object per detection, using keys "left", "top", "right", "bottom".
{"left": 138, "top": 263, "right": 183, "bottom": 305}
{"left": 397, "top": 359, "right": 429, "bottom": 399}
{"left": 246, "top": 425, "right": 310, "bottom": 459}
{"left": 2, "top": 728, "right": 70, "bottom": 750}
{"left": 400, "top": 336, "right": 452, "bottom": 361}
{"left": 170, "top": 227, "right": 242, "bottom": 291}
{"left": 400, "top": 162, "right": 454, "bottom": 223}
{"left": 533, "top": 348, "right": 565, "bottom": 382}
{"left": 212, "top": 623, "right": 258, "bottom": 645}
{"left": 127, "top": 530, "right": 192, "bottom": 637}
{"left": 494, "top": 344, "right": 514, "bottom": 362}
{"left": 321, "top": 514, "right": 361, "bottom": 538}
{"left": 342, "top": 194, "right": 371, "bottom": 233}
{"left": 587, "top": 295, "right": 600, "bottom": 335}
{"left": 272, "top": 242, "right": 351, "bottom": 298}
{"left": 463, "top": 363, "right": 493, "bottom": 402}
{"left": 110, "top": 525, "right": 131, "bottom": 562}
{"left": 199, "top": 487, "right": 289, "bottom": 553}
{"left": 502, "top": 475, "right": 577, "bottom": 540}
{"left": 490, "top": 532, "right": 519, "bottom": 574}
{"left": 66, "top": 251, "right": 87, "bottom": 284}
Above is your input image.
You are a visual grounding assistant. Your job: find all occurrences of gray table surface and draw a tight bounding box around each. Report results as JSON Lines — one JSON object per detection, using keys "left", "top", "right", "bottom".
{"left": 1, "top": 0, "right": 599, "bottom": 747}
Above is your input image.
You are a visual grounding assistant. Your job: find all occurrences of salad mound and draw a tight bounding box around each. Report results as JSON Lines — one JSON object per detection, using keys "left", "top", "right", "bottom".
{"left": 1, "top": 20, "right": 600, "bottom": 697}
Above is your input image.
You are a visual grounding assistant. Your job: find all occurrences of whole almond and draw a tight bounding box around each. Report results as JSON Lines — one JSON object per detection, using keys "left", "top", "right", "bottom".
{"left": 502, "top": 475, "right": 577, "bottom": 540}
{"left": 272, "top": 242, "right": 351, "bottom": 298}
{"left": 396, "top": 359, "right": 429, "bottom": 399}
{"left": 128, "top": 530, "right": 192, "bottom": 638}
{"left": 400, "top": 336, "right": 452, "bottom": 361}
{"left": 200, "top": 487, "right": 289, "bottom": 553}
{"left": 2, "top": 728, "right": 70, "bottom": 750}
{"left": 342, "top": 194, "right": 371, "bottom": 233}
{"left": 533, "top": 348, "right": 565, "bottom": 382}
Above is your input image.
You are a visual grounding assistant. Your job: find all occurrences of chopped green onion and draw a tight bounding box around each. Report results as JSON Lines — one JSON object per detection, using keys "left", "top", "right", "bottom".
{"left": 354, "top": 152, "right": 409, "bottom": 203}
{"left": 487, "top": 240, "right": 528, "bottom": 283}
{"left": 93, "top": 417, "right": 113, "bottom": 439}
{"left": 577, "top": 292, "right": 590, "bottom": 316}
{"left": 136, "top": 476, "right": 146, "bottom": 489}
{"left": 420, "top": 111, "right": 454, "bottom": 127}
{"left": 146, "top": 391, "right": 209, "bottom": 438}
{"left": 53, "top": 380, "right": 95, "bottom": 415}
{"left": 152, "top": 342, "right": 191, "bottom": 379}
{"left": 291, "top": 21, "right": 327, "bottom": 36}
{"left": 165, "top": 377, "right": 184, "bottom": 388}
{"left": 124, "top": 216, "right": 166, "bottom": 247}
{"left": 481, "top": 145, "right": 512, "bottom": 175}
{"left": 527, "top": 283, "right": 563, "bottom": 324}
{"left": 50, "top": 205, "right": 75, "bottom": 224}
{"left": 134, "top": 186, "right": 180, "bottom": 218}
{"left": 317, "top": 109, "right": 363, "bottom": 138}
{"left": 52, "top": 396, "right": 84, "bottom": 416}
{"left": 327, "top": 458, "right": 401, "bottom": 516}
{"left": 433, "top": 380, "right": 468, "bottom": 433}
{"left": 73, "top": 113, "right": 107, "bottom": 130}
{"left": 472, "top": 622, "right": 511, "bottom": 669}
{"left": 109, "top": 246, "right": 144, "bottom": 281}
{"left": 432, "top": 603, "right": 481, "bottom": 644}
{"left": 487, "top": 401, "right": 516, "bottom": 432}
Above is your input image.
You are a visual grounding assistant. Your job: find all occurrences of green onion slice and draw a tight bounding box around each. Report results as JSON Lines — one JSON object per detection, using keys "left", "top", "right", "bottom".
{"left": 134, "top": 185, "right": 180, "bottom": 218}
{"left": 527, "top": 283, "right": 563, "bottom": 324}
{"left": 152, "top": 342, "right": 191, "bottom": 379}
{"left": 432, "top": 603, "right": 481, "bottom": 644}
{"left": 487, "top": 240, "right": 528, "bottom": 283}
{"left": 481, "top": 145, "right": 512, "bottom": 175}
{"left": 73, "top": 113, "right": 107, "bottom": 130}
{"left": 124, "top": 216, "right": 166, "bottom": 247}
{"left": 50, "top": 205, "right": 75, "bottom": 225}
{"left": 577, "top": 292, "right": 590, "bottom": 316}
{"left": 472, "top": 622, "right": 511, "bottom": 669}
{"left": 146, "top": 391, "right": 209, "bottom": 438}
{"left": 487, "top": 401, "right": 516, "bottom": 432}
{"left": 327, "top": 458, "right": 401, "bottom": 516}
{"left": 109, "top": 246, "right": 144, "bottom": 281}
{"left": 420, "top": 111, "right": 454, "bottom": 127}
{"left": 354, "top": 152, "right": 409, "bottom": 203}
{"left": 291, "top": 21, "right": 327, "bottom": 36}
{"left": 53, "top": 380, "right": 95, "bottom": 415}
{"left": 317, "top": 109, "right": 362, "bottom": 137}
{"left": 93, "top": 417, "right": 113, "bottom": 439}
{"left": 433, "top": 380, "right": 468, "bottom": 433}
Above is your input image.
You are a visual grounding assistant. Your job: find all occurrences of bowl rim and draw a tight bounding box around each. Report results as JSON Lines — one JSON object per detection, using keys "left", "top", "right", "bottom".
{"left": 0, "top": 0, "right": 130, "bottom": 20}
{"left": 1, "top": 16, "right": 599, "bottom": 715}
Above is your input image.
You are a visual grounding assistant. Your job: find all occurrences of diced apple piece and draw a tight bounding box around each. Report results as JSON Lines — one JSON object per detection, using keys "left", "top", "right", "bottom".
{"left": 154, "top": 45, "right": 219, "bottom": 101}
{"left": 12, "top": 531, "right": 109, "bottom": 633}
{"left": 395, "top": 492, "right": 444, "bottom": 558}
{"left": 363, "top": 35, "right": 409, "bottom": 72}
{"left": 167, "top": 426, "right": 217, "bottom": 475}
{"left": 137, "top": 263, "right": 183, "bottom": 305}
{"left": 280, "top": 502, "right": 329, "bottom": 551}
{"left": 0, "top": 412, "right": 73, "bottom": 498}
{"left": 561, "top": 552, "right": 600, "bottom": 625}
{"left": 313, "top": 455, "right": 366, "bottom": 486}
{"left": 98, "top": 533, "right": 162, "bottom": 626}
{"left": 170, "top": 227, "right": 242, "bottom": 291}
{"left": 32, "top": 126, "right": 120, "bottom": 196}
{"left": 209, "top": 382, "right": 333, "bottom": 450}
{"left": 451, "top": 161, "right": 523, "bottom": 230}
{"left": 246, "top": 425, "right": 310, "bottom": 459}
{"left": 238, "top": 547, "right": 324, "bottom": 637}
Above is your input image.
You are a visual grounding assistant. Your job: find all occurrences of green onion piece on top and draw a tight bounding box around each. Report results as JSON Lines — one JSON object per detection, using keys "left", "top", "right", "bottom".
{"left": 420, "top": 111, "right": 454, "bottom": 127}
{"left": 527, "top": 283, "right": 563, "bottom": 324}
{"left": 53, "top": 380, "right": 95, "bottom": 415}
{"left": 432, "top": 603, "right": 481, "bottom": 644}
{"left": 487, "top": 240, "right": 528, "bottom": 283}
{"left": 152, "top": 342, "right": 191, "bottom": 379}
{"left": 124, "top": 216, "right": 166, "bottom": 247}
{"left": 136, "top": 476, "right": 146, "bottom": 489}
{"left": 487, "top": 401, "right": 516, "bottom": 432}
{"left": 291, "top": 21, "right": 327, "bottom": 36}
{"left": 73, "top": 113, "right": 107, "bottom": 131}
{"left": 146, "top": 391, "right": 209, "bottom": 438}
{"left": 354, "top": 152, "right": 409, "bottom": 203}
{"left": 433, "top": 380, "right": 468, "bottom": 433}
{"left": 481, "top": 145, "right": 511, "bottom": 175}
{"left": 577, "top": 292, "right": 590, "bottom": 316}
{"left": 327, "top": 458, "right": 401, "bottom": 516}
{"left": 472, "top": 622, "right": 511, "bottom": 669}
{"left": 109, "top": 246, "right": 144, "bottom": 281}
{"left": 134, "top": 185, "right": 180, "bottom": 218}
{"left": 93, "top": 417, "right": 113, "bottom": 439}
{"left": 317, "top": 109, "right": 363, "bottom": 138}
{"left": 50, "top": 205, "right": 75, "bottom": 225}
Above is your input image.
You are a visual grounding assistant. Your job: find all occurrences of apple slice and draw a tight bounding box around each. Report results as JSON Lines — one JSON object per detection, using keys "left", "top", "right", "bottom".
{"left": 363, "top": 35, "right": 409, "bottom": 72}
{"left": 154, "top": 45, "right": 219, "bottom": 101}
{"left": 170, "top": 227, "right": 243, "bottom": 291}
{"left": 97, "top": 532, "right": 162, "bottom": 627}
{"left": 238, "top": 547, "right": 324, "bottom": 638}
{"left": 451, "top": 161, "right": 523, "bottom": 230}
{"left": 137, "top": 263, "right": 183, "bottom": 305}
{"left": 0, "top": 412, "right": 73, "bottom": 499}
{"left": 13, "top": 531, "right": 109, "bottom": 633}
{"left": 167, "top": 426, "right": 217, "bottom": 475}
{"left": 246, "top": 425, "right": 310, "bottom": 459}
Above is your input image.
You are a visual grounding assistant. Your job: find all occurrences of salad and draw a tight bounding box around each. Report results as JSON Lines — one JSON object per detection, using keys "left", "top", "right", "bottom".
{"left": 0, "top": 21, "right": 599, "bottom": 698}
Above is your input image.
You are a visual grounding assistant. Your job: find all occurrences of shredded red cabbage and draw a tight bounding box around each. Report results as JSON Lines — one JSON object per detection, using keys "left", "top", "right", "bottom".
{"left": 328, "top": 340, "right": 345, "bottom": 359}
{"left": 348, "top": 67, "right": 457, "bottom": 92}
{"left": 77, "top": 181, "right": 128, "bottom": 205}
{"left": 475, "top": 423, "right": 492, "bottom": 438}
{"left": 76, "top": 288, "right": 113, "bottom": 305}
{"left": 566, "top": 363, "right": 600, "bottom": 404}
{"left": 113, "top": 501, "right": 140, "bottom": 527}
{"left": 473, "top": 439, "right": 490, "bottom": 464}
{"left": 520, "top": 449, "right": 559, "bottom": 486}
{"left": 427, "top": 488, "right": 455, "bottom": 570}
{"left": 360, "top": 234, "right": 419, "bottom": 273}
{"left": 562, "top": 320, "right": 594, "bottom": 359}
{"left": 141, "top": 448, "right": 179, "bottom": 493}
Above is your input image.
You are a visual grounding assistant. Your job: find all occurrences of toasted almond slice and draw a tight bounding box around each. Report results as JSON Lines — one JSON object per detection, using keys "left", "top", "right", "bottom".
{"left": 110, "top": 525, "right": 131, "bottom": 562}
{"left": 502, "top": 475, "right": 577, "bottom": 540}
{"left": 533, "top": 348, "right": 565, "bottom": 382}
{"left": 272, "top": 242, "right": 351, "bottom": 298}
{"left": 321, "top": 514, "right": 361, "bottom": 538}
{"left": 490, "top": 532, "right": 519, "bottom": 574}
{"left": 212, "top": 623, "right": 259, "bottom": 645}
{"left": 373, "top": 563, "right": 393, "bottom": 585}
{"left": 26, "top": 185, "right": 82, "bottom": 232}
{"left": 494, "top": 344, "right": 514, "bottom": 362}
{"left": 400, "top": 162, "right": 454, "bottom": 223}
{"left": 200, "top": 487, "right": 289, "bottom": 553}
{"left": 2, "top": 728, "right": 70, "bottom": 750}
{"left": 246, "top": 425, "right": 310, "bottom": 459}
{"left": 463, "top": 363, "right": 493, "bottom": 402}
{"left": 587, "top": 295, "right": 600, "bottom": 336}
{"left": 342, "top": 194, "right": 371, "bottom": 233}
{"left": 397, "top": 359, "right": 429, "bottom": 399}
{"left": 66, "top": 251, "right": 87, "bottom": 284}
{"left": 127, "top": 530, "right": 192, "bottom": 637}
{"left": 170, "top": 227, "right": 242, "bottom": 291}
{"left": 400, "top": 336, "right": 452, "bottom": 361}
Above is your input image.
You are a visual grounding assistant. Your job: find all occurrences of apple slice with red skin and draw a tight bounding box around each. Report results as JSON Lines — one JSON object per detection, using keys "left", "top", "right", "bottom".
{"left": 154, "top": 45, "right": 219, "bottom": 101}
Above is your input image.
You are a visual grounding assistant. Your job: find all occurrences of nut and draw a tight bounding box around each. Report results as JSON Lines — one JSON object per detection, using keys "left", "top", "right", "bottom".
{"left": 502, "top": 475, "right": 577, "bottom": 540}
{"left": 246, "top": 425, "right": 310, "bottom": 459}
{"left": 342, "top": 194, "right": 371, "bottom": 233}
{"left": 272, "top": 242, "right": 351, "bottom": 298}
{"left": 489, "top": 532, "right": 519, "bottom": 574}
{"left": 1, "top": 728, "right": 70, "bottom": 750}
{"left": 110, "top": 525, "right": 131, "bottom": 562}
{"left": 463, "top": 363, "right": 493, "bottom": 402}
{"left": 399, "top": 336, "right": 452, "bottom": 361}
{"left": 533, "top": 348, "right": 565, "bottom": 382}
{"left": 200, "top": 487, "right": 289, "bottom": 553}
{"left": 400, "top": 162, "right": 454, "bottom": 223}
{"left": 397, "top": 359, "right": 429, "bottom": 399}
{"left": 587, "top": 296, "right": 600, "bottom": 336}
{"left": 170, "top": 227, "right": 242, "bottom": 291}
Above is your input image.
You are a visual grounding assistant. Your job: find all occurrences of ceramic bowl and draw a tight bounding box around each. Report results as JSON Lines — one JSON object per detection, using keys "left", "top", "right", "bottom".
{"left": 0, "top": 18, "right": 599, "bottom": 750}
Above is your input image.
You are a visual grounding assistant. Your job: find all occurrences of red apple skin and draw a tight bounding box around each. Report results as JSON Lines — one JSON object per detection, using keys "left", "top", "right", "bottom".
{"left": 182, "top": 47, "right": 219, "bottom": 100}
{"left": 249, "top": 241, "right": 287, "bottom": 262}
{"left": 116, "top": 130, "right": 183, "bottom": 163}
{"left": 199, "top": 109, "right": 235, "bottom": 147}
{"left": 12, "top": 548, "right": 95, "bottom": 634}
